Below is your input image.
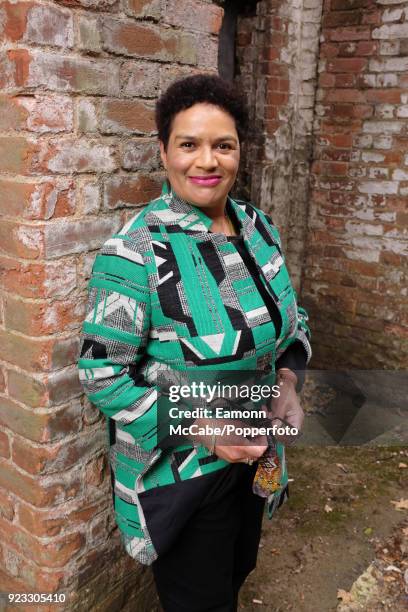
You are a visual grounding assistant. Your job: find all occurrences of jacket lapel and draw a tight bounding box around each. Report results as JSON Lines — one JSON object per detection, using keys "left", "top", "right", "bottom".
{"left": 160, "top": 182, "right": 286, "bottom": 309}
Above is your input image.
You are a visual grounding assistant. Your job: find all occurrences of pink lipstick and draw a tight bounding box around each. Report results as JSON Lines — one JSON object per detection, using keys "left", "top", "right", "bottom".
{"left": 189, "top": 176, "right": 222, "bottom": 187}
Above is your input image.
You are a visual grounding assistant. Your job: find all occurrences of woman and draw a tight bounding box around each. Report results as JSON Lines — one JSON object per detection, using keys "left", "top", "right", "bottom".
{"left": 78, "top": 74, "right": 311, "bottom": 611}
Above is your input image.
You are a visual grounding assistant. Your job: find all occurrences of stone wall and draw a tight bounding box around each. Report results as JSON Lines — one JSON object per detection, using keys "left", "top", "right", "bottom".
{"left": 305, "top": 0, "right": 408, "bottom": 368}
{"left": 0, "top": 0, "right": 222, "bottom": 608}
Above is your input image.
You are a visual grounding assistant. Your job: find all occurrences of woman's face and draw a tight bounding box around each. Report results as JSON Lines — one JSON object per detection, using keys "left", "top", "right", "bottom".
{"left": 159, "top": 103, "right": 240, "bottom": 214}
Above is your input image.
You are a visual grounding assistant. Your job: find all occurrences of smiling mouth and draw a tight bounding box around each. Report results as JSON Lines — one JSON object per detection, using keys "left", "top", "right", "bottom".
{"left": 188, "top": 176, "right": 223, "bottom": 186}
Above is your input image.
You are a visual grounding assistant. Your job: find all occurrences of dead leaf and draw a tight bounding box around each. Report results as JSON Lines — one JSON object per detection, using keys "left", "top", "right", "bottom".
{"left": 403, "top": 527, "right": 408, "bottom": 536}
{"left": 337, "top": 589, "right": 354, "bottom": 603}
{"left": 336, "top": 463, "right": 348, "bottom": 473}
{"left": 252, "top": 599, "right": 263, "bottom": 605}
{"left": 398, "top": 462, "right": 407, "bottom": 468}
{"left": 324, "top": 503, "right": 333, "bottom": 513}
{"left": 385, "top": 565, "right": 401, "bottom": 573}
{"left": 364, "top": 527, "right": 373, "bottom": 536}
{"left": 391, "top": 498, "right": 408, "bottom": 511}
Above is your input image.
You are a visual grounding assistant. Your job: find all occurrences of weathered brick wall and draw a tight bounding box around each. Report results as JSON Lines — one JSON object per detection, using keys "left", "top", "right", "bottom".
{"left": 235, "top": 0, "right": 323, "bottom": 291}
{"left": 305, "top": 0, "right": 408, "bottom": 368}
{"left": 0, "top": 0, "right": 222, "bottom": 608}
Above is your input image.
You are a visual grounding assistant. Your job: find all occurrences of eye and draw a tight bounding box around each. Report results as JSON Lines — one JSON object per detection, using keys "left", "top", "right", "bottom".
{"left": 217, "top": 143, "right": 233, "bottom": 150}
{"left": 180, "top": 142, "right": 195, "bottom": 149}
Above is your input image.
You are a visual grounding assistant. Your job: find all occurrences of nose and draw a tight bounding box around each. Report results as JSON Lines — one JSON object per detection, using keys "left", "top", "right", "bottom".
{"left": 196, "top": 145, "right": 218, "bottom": 170}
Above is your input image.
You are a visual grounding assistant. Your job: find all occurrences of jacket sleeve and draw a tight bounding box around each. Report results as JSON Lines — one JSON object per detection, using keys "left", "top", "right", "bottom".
{"left": 259, "top": 209, "right": 312, "bottom": 374}
{"left": 77, "top": 235, "right": 160, "bottom": 452}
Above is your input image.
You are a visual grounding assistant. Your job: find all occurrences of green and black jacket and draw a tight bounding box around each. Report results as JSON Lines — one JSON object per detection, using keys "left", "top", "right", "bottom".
{"left": 78, "top": 181, "right": 312, "bottom": 565}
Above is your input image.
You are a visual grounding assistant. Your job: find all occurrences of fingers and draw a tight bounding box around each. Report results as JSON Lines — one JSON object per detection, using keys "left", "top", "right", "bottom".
{"left": 214, "top": 444, "right": 267, "bottom": 464}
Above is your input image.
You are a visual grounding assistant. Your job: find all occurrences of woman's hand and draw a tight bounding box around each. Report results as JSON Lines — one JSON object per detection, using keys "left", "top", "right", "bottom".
{"left": 186, "top": 417, "right": 268, "bottom": 464}
{"left": 267, "top": 368, "right": 304, "bottom": 445}
{"left": 214, "top": 437, "right": 268, "bottom": 464}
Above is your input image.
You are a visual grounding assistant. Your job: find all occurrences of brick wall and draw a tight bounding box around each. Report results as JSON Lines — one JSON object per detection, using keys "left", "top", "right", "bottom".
{"left": 306, "top": 0, "right": 408, "bottom": 368}
{"left": 235, "top": 0, "right": 323, "bottom": 291}
{"left": 0, "top": 0, "right": 222, "bottom": 608}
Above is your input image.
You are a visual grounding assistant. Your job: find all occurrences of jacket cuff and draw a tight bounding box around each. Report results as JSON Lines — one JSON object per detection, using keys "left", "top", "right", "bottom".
{"left": 275, "top": 341, "right": 308, "bottom": 392}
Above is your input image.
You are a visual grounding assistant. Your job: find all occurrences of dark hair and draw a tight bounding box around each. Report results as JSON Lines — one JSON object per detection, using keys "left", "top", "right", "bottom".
{"left": 155, "top": 74, "right": 248, "bottom": 150}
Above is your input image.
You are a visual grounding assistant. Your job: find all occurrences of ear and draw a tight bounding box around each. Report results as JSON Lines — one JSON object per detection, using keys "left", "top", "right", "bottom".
{"left": 159, "top": 141, "right": 167, "bottom": 170}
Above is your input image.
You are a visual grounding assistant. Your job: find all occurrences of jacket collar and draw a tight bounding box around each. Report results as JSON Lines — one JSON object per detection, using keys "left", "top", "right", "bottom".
{"left": 160, "top": 179, "right": 254, "bottom": 239}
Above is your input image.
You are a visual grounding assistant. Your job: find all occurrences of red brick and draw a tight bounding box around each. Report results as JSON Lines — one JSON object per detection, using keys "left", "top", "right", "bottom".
{"left": 7, "top": 370, "right": 48, "bottom": 408}
{"left": 327, "top": 57, "right": 368, "bottom": 73}
{"left": 266, "top": 91, "right": 289, "bottom": 105}
{"left": 0, "top": 329, "right": 79, "bottom": 372}
{"left": 0, "top": 431, "right": 10, "bottom": 459}
{"left": 11, "top": 428, "right": 105, "bottom": 475}
{"left": 0, "top": 516, "right": 85, "bottom": 568}
{"left": 334, "top": 73, "right": 356, "bottom": 87}
{"left": 164, "top": 0, "right": 223, "bottom": 34}
{"left": 321, "top": 148, "right": 352, "bottom": 162}
{"left": 18, "top": 505, "right": 61, "bottom": 538}
{"left": 18, "top": 496, "right": 107, "bottom": 538}
{"left": 1, "top": 1, "right": 32, "bottom": 42}
{"left": 0, "top": 256, "right": 77, "bottom": 299}
{"left": 103, "top": 174, "right": 162, "bottom": 209}
{"left": 1, "top": 2, "right": 73, "bottom": 47}
{"left": 319, "top": 73, "right": 336, "bottom": 88}
{"left": 265, "top": 106, "right": 278, "bottom": 120}
{"left": 0, "top": 396, "right": 84, "bottom": 442}
{"left": 320, "top": 43, "right": 339, "bottom": 59}
{"left": 102, "top": 17, "right": 197, "bottom": 64}
{"left": 0, "top": 568, "right": 27, "bottom": 593}
{"left": 0, "top": 179, "right": 75, "bottom": 220}
{"left": 366, "top": 89, "right": 403, "bottom": 104}
{"left": 121, "top": 138, "right": 161, "bottom": 171}
{"left": 0, "top": 95, "right": 28, "bottom": 129}
{"left": 123, "top": 0, "right": 160, "bottom": 19}
{"left": 0, "top": 489, "right": 15, "bottom": 521}
{"left": 0, "top": 220, "right": 44, "bottom": 259}
{"left": 320, "top": 161, "right": 349, "bottom": 176}
{"left": 328, "top": 27, "right": 371, "bottom": 42}
{"left": 338, "top": 41, "right": 378, "bottom": 57}
{"left": 362, "top": 10, "right": 382, "bottom": 26}
{"left": 0, "top": 136, "right": 39, "bottom": 174}
{"left": 58, "top": 0, "right": 117, "bottom": 8}
{"left": 323, "top": 10, "right": 363, "bottom": 28}
{"left": 0, "top": 459, "right": 82, "bottom": 506}
{"left": 43, "top": 139, "right": 117, "bottom": 174}
{"left": 85, "top": 453, "right": 109, "bottom": 487}
{"left": 325, "top": 88, "right": 366, "bottom": 103}
{"left": 261, "top": 47, "right": 280, "bottom": 61}
{"left": 44, "top": 216, "right": 121, "bottom": 258}
{"left": 317, "top": 131, "right": 353, "bottom": 148}
{"left": 19, "top": 95, "right": 74, "bottom": 133}
{"left": 3, "top": 296, "right": 85, "bottom": 335}
{"left": 100, "top": 99, "right": 156, "bottom": 135}
{"left": 9, "top": 49, "right": 120, "bottom": 95}
{"left": 330, "top": 0, "right": 372, "bottom": 9}
{"left": 332, "top": 103, "right": 372, "bottom": 119}
{"left": 121, "top": 60, "right": 159, "bottom": 98}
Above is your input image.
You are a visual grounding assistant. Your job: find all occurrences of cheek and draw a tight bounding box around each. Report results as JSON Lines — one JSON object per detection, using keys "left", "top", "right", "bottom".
{"left": 167, "top": 153, "right": 191, "bottom": 174}
{"left": 223, "top": 154, "right": 240, "bottom": 175}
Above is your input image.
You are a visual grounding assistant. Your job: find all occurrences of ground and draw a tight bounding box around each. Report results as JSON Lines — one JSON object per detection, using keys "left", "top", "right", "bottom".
{"left": 239, "top": 446, "right": 408, "bottom": 611}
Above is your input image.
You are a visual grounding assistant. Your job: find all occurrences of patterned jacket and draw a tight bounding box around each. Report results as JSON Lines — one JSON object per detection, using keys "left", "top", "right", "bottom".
{"left": 77, "top": 181, "right": 312, "bottom": 565}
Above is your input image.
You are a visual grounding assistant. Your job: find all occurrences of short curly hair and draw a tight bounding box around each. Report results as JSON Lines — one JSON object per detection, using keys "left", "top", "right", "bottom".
{"left": 155, "top": 74, "right": 248, "bottom": 150}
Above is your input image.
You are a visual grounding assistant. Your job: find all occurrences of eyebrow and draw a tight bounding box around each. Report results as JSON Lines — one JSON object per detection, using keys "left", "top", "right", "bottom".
{"left": 174, "top": 134, "right": 238, "bottom": 143}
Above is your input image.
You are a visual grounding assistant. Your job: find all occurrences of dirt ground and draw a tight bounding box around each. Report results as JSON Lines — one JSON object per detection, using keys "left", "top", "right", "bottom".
{"left": 238, "top": 446, "right": 408, "bottom": 612}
